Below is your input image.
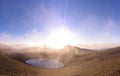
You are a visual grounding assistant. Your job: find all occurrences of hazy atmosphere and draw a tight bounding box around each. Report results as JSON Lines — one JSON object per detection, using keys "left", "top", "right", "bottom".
{"left": 0, "top": 0, "right": 120, "bottom": 48}
{"left": 0, "top": 0, "right": 120, "bottom": 76}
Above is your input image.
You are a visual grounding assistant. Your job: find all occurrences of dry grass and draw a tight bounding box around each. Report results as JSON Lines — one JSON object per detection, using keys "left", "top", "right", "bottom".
{"left": 0, "top": 46, "right": 120, "bottom": 76}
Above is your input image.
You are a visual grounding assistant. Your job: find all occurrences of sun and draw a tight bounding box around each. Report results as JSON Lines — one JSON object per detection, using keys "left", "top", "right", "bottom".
{"left": 44, "top": 27, "right": 78, "bottom": 49}
{"left": 25, "top": 27, "right": 79, "bottom": 49}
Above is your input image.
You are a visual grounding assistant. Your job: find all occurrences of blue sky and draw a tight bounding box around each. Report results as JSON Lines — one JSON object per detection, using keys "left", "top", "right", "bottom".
{"left": 0, "top": 0, "right": 120, "bottom": 47}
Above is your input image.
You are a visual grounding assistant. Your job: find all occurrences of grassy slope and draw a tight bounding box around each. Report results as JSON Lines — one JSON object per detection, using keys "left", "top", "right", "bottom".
{"left": 0, "top": 52, "right": 41, "bottom": 76}
{"left": 37, "top": 47, "right": 120, "bottom": 76}
{"left": 0, "top": 46, "right": 120, "bottom": 76}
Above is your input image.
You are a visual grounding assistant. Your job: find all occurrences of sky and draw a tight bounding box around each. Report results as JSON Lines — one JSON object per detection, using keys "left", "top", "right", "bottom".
{"left": 0, "top": 0, "right": 120, "bottom": 48}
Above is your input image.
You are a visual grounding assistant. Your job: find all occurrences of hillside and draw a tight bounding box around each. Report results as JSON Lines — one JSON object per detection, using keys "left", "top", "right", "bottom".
{"left": 0, "top": 44, "right": 120, "bottom": 76}
{"left": 0, "top": 52, "right": 40, "bottom": 76}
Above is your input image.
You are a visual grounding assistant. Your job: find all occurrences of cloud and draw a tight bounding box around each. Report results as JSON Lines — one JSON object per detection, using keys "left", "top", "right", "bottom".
{"left": 0, "top": 27, "right": 79, "bottom": 48}
{"left": 0, "top": 3, "right": 71, "bottom": 46}
{"left": 97, "top": 17, "right": 119, "bottom": 43}
{"left": 0, "top": 33, "right": 12, "bottom": 42}
{"left": 27, "top": 4, "right": 65, "bottom": 32}
{"left": 73, "top": 14, "right": 120, "bottom": 44}
{"left": 0, "top": 3, "right": 120, "bottom": 48}
{"left": 0, "top": 15, "right": 119, "bottom": 46}
{"left": 103, "top": 17, "right": 118, "bottom": 34}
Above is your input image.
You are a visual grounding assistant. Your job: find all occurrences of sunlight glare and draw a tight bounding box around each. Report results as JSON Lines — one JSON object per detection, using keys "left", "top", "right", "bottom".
{"left": 44, "top": 27, "right": 78, "bottom": 49}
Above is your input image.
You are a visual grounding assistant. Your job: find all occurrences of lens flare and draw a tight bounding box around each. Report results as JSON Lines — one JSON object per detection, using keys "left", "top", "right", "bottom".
{"left": 44, "top": 27, "right": 78, "bottom": 49}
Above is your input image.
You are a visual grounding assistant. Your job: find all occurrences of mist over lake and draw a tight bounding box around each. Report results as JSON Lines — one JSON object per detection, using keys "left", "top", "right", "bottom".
{"left": 26, "top": 58, "right": 64, "bottom": 69}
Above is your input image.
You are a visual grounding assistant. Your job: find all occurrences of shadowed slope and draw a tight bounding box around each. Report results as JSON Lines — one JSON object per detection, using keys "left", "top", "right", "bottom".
{"left": 0, "top": 44, "right": 120, "bottom": 76}
{"left": 0, "top": 52, "right": 40, "bottom": 76}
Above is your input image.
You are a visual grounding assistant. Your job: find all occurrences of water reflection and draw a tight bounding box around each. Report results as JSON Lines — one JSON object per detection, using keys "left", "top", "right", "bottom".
{"left": 26, "top": 59, "right": 64, "bottom": 69}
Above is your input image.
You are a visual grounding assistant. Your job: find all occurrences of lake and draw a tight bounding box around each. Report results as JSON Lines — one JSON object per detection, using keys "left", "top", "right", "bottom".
{"left": 26, "top": 58, "right": 64, "bottom": 69}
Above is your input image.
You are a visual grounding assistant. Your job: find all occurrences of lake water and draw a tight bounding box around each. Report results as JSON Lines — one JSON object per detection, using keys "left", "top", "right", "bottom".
{"left": 26, "top": 59, "right": 64, "bottom": 69}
